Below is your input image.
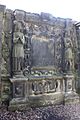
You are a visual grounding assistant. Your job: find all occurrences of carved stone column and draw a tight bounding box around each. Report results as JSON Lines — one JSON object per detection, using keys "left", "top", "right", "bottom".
{"left": 23, "top": 26, "right": 32, "bottom": 76}
{"left": 9, "top": 11, "right": 29, "bottom": 110}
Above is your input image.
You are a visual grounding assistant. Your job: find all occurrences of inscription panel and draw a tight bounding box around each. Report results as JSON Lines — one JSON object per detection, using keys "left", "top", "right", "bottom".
{"left": 32, "top": 37, "right": 55, "bottom": 67}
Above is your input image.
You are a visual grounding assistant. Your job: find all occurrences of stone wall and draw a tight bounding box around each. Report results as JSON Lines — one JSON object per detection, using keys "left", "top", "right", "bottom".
{"left": 10, "top": 10, "right": 78, "bottom": 73}
{"left": 0, "top": 5, "right": 79, "bottom": 108}
{"left": 0, "top": 5, "right": 6, "bottom": 104}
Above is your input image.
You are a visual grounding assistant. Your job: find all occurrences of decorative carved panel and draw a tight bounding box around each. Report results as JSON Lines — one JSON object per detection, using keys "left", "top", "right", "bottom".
{"left": 13, "top": 82, "right": 25, "bottom": 98}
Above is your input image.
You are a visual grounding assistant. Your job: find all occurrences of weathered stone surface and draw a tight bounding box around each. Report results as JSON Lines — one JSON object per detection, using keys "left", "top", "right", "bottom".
{"left": 32, "top": 37, "right": 55, "bottom": 67}
{"left": 0, "top": 5, "right": 6, "bottom": 106}
{"left": 14, "top": 10, "right": 25, "bottom": 21}
{"left": 0, "top": 5, "right": 79, "bottom": 110}
{"left": 0, "top": 5, "right": 6, "bottom": 12}
{"left": 2, "top": 9, "right": 13, "bottom": 76}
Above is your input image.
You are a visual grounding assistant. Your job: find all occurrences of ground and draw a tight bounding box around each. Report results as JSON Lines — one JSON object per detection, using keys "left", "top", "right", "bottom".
{"left": 0, "top": 104, "right": 80, "bottom": 120}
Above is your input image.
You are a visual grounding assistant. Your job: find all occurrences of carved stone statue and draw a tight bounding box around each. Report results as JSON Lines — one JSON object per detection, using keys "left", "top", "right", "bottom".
{"left": 65, "top": 38, "right": 73, "bottom": 72}
{"left": 13, "top": 21, "right": 25, "bottom": 76}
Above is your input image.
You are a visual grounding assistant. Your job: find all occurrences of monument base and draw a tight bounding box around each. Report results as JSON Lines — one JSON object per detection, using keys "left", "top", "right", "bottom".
{"left": 8, "top": 73, "right": 79, "bottom": 110}
{"left": 9, "top": 74, "right": 65, "bottom": 111}
{"left": 9, "top": 92, "right": 64, "bottom": 111}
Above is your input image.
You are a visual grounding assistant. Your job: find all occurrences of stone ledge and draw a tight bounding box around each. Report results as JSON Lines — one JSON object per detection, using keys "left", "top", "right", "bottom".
{"left": 9, "top": 92, "right": 64, "bottom": 111}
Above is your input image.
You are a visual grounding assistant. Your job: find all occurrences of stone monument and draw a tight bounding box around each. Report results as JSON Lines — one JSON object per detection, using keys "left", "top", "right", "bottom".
{"left": 0, "top": 5, "right": 79, "bottom": 110}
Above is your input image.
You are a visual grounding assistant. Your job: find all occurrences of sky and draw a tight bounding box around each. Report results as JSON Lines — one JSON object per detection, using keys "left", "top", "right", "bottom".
{"left": 0, "top": 0, "right": 80, "bottom": 21}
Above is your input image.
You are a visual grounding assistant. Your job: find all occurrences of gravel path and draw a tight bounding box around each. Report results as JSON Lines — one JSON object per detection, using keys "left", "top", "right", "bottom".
{"left": 0, "top": 104, "right": 80, "bottom": 120}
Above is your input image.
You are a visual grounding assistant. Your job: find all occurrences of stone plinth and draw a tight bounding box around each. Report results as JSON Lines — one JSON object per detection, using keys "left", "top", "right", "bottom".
{"left": 9, "top": 75, "right": 64, "bottom": 110}
{"left": 9, "top": 77, "right": 28, "bottom": 110}
{"left": 64, "top": 74, "right": 79, "bottom": 104}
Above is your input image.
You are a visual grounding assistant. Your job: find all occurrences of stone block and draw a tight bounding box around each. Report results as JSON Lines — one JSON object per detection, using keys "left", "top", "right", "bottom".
{"left": 25, "top": 12, "right": 40, "bottom": 22}
{"left": 0, "top": 5, "right": 6, "bottom": 12}
{"left": 14, "top": 10, "right": 25, "bottom": 21}
{"left": 65, "top": 92, "right": 79, "bottom": 104}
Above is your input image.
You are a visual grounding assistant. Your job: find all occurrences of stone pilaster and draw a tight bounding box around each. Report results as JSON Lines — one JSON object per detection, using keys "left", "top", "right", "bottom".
{"left": 64, "top": 74, "right": 79, "bottom": 104}
{"left": 0, "top": 5, "right": 6, "bottom": 105}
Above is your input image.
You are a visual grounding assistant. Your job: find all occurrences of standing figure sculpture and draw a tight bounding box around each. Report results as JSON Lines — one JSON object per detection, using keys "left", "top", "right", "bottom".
{"left": 65, "top": 38, "right": 73, "bottom": 73}
{"left": 13, "top": 21, "right": 25, "bottom": 76}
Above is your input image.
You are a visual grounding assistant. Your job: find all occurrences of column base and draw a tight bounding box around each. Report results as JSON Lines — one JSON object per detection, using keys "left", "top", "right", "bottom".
{"left": 64, "top": 91, "right": 79, "bottom": 104}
